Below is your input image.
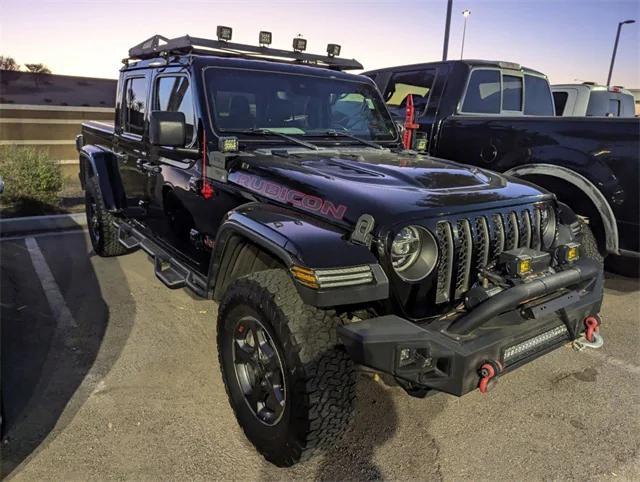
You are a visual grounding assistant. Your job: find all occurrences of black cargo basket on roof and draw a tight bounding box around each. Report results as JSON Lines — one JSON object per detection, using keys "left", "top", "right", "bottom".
{"left": 127, "top": 35, "right": 363, "bottom": 71}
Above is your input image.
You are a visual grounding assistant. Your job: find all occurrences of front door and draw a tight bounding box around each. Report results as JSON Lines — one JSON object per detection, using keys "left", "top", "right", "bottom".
{"left": 115, "top": 73, "right": 152, "bottom": 216}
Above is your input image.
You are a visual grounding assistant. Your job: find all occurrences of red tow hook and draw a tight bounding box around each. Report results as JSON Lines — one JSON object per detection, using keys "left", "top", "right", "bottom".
{"left": 478, "top": 360, "right": 503, "bottom": 394}
{"left": 584, "top": 315, "right": 601, "bottom": 343}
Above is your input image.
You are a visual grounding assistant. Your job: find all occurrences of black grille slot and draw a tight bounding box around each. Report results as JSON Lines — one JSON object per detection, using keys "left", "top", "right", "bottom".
{"left": 454, "top": 220, "right": 473, "bottom": 299}
{"left": 475, "top": 216, "right": 490, "bottom": 269}
{"left": 433, "top": 205, "right": 550, "bottom": 304}
{"left": 521, "top": 209, "right": 532, "bottom": 248}
{"left": 435, "top": 221, "right": 454, "bottom": 304}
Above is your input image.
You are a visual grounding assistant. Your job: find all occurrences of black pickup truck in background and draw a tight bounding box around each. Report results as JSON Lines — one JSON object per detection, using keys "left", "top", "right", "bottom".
{"left": 365, "top": 60, "right": 640, "bottom": 276}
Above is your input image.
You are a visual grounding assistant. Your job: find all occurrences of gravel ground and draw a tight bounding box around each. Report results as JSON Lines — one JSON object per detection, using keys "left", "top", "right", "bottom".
{"left": 1, "top": 230, "right": 638, "bottom": 481}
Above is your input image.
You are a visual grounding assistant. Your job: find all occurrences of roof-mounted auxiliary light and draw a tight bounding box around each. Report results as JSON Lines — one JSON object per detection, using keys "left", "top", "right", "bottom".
{"left": 259, "top": 31, "right": 272, "bottom": 46}
{"left": 292, "top": 35, "right": 307, "bottom": 52}
{"left": 326, "top": 43, "right": 341, "bottom": 57}
{"left": 216, "top": 25, "right": 233, "bottom": 41}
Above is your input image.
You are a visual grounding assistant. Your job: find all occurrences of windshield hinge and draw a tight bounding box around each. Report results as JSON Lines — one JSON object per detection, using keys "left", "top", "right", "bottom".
{"left": 351, "top": 214, "right": 375, "bottom": 247}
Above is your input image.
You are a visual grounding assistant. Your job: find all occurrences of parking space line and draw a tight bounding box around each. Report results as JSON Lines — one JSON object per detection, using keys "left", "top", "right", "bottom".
{"left": 24, "top": 236, "right": 77, "bottom": 329}
{"left": 1, "top": 229, "right": 87, "bottom": 242}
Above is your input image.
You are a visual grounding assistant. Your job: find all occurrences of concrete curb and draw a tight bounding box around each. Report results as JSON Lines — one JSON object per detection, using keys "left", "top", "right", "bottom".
{"left": 0, "top": 212, "right": 87, "bottom": 236}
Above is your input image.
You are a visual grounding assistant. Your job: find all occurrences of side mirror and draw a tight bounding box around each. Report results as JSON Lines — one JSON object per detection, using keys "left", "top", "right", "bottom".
{"left": 149, "top": 111, "right": 186, "bottom": 147}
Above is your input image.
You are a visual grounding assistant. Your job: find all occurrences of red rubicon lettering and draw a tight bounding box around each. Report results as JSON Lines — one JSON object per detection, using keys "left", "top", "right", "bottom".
{"left": 233, "top": 173, "right": 347, "bottom": 220}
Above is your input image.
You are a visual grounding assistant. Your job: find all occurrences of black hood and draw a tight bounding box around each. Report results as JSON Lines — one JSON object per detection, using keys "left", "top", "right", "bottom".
{"left": 228, "top": 149, "right": 550, "bottom": 228}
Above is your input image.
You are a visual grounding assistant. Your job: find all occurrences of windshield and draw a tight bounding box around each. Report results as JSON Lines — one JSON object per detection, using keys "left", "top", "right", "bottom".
{"left": 204, "top": 67, "right": 397, "bottom": 142}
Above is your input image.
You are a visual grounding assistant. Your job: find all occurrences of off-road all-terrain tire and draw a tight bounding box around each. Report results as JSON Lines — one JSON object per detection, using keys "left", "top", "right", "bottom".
{"left": 577, "top": 220, "right": 603, "bottom": 266}
{"left": 217, "top": 269, "right": 356, "bottom": 467}
{"left": 84, "top": 176, "right": 127, "bottom": 257}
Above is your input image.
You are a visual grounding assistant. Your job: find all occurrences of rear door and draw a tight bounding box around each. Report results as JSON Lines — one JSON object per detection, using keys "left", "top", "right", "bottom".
{"left": 115, "top": 72, "right": 152, "bottom": 214}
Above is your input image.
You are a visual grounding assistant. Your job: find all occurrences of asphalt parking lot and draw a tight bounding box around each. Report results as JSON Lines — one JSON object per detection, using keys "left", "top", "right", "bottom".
{"left": 1, "top": 230, "right": 639, "bottom": 481}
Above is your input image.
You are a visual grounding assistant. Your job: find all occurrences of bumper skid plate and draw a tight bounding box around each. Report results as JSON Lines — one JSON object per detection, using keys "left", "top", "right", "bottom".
{"left": 338, "top": 260, "right": 603, "bottom": 397}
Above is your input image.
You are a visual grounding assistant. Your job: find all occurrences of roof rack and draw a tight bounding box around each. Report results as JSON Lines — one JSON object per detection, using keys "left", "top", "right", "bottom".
{"left": 127, "top": 35, "right": 363, "bottom": 71}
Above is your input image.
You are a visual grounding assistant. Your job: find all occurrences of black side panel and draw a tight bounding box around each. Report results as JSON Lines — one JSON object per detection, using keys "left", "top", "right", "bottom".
{"left": 79, "top": 145, "right": 127, "bottom": 212}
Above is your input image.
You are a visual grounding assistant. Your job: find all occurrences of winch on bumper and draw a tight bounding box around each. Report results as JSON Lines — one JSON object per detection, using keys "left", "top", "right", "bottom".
{"left": 338, "top": 256, "right": 603, "bottom": 397}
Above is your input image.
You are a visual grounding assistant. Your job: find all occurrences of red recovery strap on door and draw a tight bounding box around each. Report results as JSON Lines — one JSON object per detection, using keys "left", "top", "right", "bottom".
{"left": 201, "top": 130, "right": 214, "bottom": 200}
{"left": 402, "top": 94, "right": 420, "bottom": 150}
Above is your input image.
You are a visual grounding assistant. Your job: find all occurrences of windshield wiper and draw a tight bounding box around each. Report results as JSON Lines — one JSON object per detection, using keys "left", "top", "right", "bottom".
{"left": 320, "top": 129, "right": 384, "bottom": 150}
{"left": 238, "top": 128, "right": 319, "bottom": 151}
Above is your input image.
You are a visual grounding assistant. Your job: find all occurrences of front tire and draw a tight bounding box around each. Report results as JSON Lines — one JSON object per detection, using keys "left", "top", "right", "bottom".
{"left": 217, "top": 269, "right": 356, "bottom": 467}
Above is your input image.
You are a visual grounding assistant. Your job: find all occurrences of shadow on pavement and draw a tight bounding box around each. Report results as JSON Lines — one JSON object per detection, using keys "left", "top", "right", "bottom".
{"left": 315, "top": 374, "right": 399, "bottom": 480}
{"left": 0, "top": 233, "right": 136, "bottom": 478}
{"left": 604, "top": 272, "right": 640, "bottom": 295}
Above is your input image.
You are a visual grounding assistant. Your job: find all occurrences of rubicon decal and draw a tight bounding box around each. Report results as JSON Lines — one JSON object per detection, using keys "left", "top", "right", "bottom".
{"left": 235, "top": 173, "right": 347, "bottom": 220}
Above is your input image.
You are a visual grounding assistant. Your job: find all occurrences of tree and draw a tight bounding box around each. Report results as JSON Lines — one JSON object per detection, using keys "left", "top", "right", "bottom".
{"left": 0, "top": 56, "right": 20, "bottom": 71}
{"left": 24, "top": 63, "right": 52, "bottom": 74}
{"left": 24, "top": 63, "right": 52, "bottom": 88}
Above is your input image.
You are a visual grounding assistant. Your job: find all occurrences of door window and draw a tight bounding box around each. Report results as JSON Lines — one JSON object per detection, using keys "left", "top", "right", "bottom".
{"left": 155, "top": 76, "right": 196, "bottom": 142}
{"left": 553, "top": 91, "right": 569, "bottom": 115}
{"left": 502, "top": 75, "right": 523, "bottom": 111}
{"left": 122, "top": 77, "right": 148, "bottom": 136}
{"left": 461, "top": 69, "right": 501, "bottom": 114}
{"left": 383, "top": 69, "right": 437, "bottom": 117}
{"left": 524, "top": 74, "right": 554, "bottom": 115}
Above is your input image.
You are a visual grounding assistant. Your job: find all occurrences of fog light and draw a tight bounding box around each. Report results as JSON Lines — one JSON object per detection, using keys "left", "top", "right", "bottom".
{"left": 292, "top": 36, "right": 307, "bottom": 52}
{"left": 216, "top": 25, "right": 233, "bottom": 41}
{"left": 557, "top": 242, "right": 580, "bottom": 264}
{"left": 397, "top": 347, "right": 432, "bottom": 369}
{"left": 218, "top": 136, "right": 239, "bottom": 153}
{"left": 518, "top": 258, "right": 532, "bottom": 275}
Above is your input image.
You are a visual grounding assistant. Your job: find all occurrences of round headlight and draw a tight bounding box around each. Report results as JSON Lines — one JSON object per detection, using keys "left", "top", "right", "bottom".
{"left": 540, "top": 205, "right": 557, "bottom": 248}
{"left": 391, "top": 226, "right": 438, "bottom": 282}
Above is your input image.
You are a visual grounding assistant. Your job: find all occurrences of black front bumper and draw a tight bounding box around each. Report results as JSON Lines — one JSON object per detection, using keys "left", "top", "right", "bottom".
{"left": 338, "top": 259, "right": 603, "bottom": 397}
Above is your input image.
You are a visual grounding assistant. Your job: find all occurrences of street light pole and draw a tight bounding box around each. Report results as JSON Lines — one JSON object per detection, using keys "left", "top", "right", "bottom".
{"left": 442, "top": 0, "right": 453, "bottom": 61}
{"left": 607, "top": 19, "right": 636, "bottom": 86}
{"left": 460, "top": 9, "right": 471, "bottom": 59}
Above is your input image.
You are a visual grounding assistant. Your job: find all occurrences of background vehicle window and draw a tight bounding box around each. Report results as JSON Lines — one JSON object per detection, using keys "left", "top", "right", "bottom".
{"left": 586, "top": 91, "right": 619, "bottom": 116}
{"left": 553, "top": 91, "right": 568, "bottom": 116}
{"left": 502, "top": 75, "right": 523, "bottom": 111}
{"left": 383, "top": 69, "right": 436, "bottom": 117}
{"left": 461, "top": 69, "right": 500, "bottom": 114}
{"left": 608, "top": 99, "right": 621, "bottom": 116}
{"left": 123, "top": 77, "right": 147, "bottom": 135}
{"left": 155, "top": 76, "right": 195, "bottom": 141}
{"left": 524, "top": 75, "right": 554, "bottom": 115}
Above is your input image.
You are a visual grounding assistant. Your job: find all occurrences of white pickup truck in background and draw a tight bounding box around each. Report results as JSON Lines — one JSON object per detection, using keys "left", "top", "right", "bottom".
{"left": 552, "top": 82, "right": 636, "bottom": 117}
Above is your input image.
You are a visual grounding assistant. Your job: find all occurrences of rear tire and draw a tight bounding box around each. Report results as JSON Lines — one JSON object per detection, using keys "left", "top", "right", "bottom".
{"left": 217, "top": 269, "right": 356, "bottom": 467}
{"left": 84, "top": 176, "right": 127, "bottom": 257}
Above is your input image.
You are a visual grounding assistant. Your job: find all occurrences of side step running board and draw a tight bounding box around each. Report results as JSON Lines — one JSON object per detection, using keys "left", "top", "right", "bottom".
{"left": 115, "top": 221, "right": 209, "bottom": 297}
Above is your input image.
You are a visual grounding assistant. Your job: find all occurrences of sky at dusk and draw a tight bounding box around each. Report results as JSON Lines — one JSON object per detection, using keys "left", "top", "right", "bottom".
{"left": 1, "top": 0, "right": 639, "bottom": 87}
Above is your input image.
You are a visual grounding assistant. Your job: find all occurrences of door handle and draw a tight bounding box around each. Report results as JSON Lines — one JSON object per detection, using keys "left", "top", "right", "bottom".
{"left": 188, "top": 176, "right": 202, "bottom": 193}
{"left": 135, "top": 159, "right": 161, "bottom": 174}
{"left": 114, "top": 151, "right": 127, "bottom": 163}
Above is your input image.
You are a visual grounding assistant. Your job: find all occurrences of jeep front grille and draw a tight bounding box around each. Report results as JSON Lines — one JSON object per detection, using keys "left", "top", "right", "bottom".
{"left": 435, "top": 204, "right": 553, "bottom": 304}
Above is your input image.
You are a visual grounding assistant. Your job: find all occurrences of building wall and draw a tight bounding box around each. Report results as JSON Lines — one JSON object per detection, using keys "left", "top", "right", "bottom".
{"left": 0, "top": 104, "right": 114, "bottom": 162}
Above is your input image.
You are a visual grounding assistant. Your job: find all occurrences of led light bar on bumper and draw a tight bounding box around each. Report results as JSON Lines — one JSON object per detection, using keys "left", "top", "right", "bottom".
{"left": 503, "top": 325, "right": 569, "bottom": 365}
{"left": 291, "top": 265, "right": 374, "bottom": 289}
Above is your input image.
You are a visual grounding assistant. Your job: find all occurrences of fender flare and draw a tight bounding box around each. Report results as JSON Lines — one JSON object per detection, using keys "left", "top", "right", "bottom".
{"left": 79, "top": 145, "right": 127, "bottom": 212}
{"left": 208, "top": 202, "right": 389, "bottom": 307}
{"left": 505, "top": 163, "right": 619, "bottom": 254}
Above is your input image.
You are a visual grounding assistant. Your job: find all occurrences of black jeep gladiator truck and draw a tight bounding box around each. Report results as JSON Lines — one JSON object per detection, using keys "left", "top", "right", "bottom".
{"left": 365, "top": 61, "right": 640, "bottom": 276}
{"left": 77, "top": 34, "right": 604, "bottom": 467}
